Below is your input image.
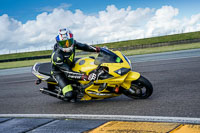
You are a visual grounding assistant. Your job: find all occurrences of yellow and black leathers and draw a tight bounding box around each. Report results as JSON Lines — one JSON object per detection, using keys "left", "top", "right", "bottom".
{"left": 51, "top": 40, "right": 98, "bottom": 99}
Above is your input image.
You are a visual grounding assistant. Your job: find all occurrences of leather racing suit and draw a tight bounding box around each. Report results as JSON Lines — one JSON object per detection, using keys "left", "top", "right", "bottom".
{"left": 51, "top": 40, "right": 99, "bottom": 100}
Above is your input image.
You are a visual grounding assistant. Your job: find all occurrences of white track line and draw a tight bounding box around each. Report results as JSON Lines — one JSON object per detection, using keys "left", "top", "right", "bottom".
{"left": 0, "top": 114, "right": 200, "bottom": 124}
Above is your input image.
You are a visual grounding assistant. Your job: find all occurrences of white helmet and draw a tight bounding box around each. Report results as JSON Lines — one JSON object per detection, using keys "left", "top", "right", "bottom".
{"left": 55, "top": 28, "right": 74, "bottom": 52}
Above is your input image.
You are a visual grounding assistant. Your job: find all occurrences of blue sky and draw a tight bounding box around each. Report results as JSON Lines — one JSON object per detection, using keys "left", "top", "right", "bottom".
{"left": 0, "top": 0, "right": 200, "bottom": 23}
{"left": 0, "top": 0, "right": 200, "bottom": 54}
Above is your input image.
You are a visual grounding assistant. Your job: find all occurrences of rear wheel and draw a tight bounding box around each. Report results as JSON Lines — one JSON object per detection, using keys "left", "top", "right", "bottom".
{"left": 123, "top": 76, "right": 153, "bottom": 99}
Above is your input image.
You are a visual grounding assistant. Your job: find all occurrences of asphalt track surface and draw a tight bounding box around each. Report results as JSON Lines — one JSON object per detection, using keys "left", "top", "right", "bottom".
{"left": 0, "top": 49, "right": 200, "bottom": 132}
{"left": 0, "top": 49, "right": 200, "bottom": 117}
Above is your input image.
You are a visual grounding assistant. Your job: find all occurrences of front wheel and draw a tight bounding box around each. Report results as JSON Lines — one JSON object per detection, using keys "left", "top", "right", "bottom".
{"left": 123, "top": 76, "right": 153, "bottom": 99}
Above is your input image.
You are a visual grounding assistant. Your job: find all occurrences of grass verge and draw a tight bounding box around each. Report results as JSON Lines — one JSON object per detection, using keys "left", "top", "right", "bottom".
{"left": 0, "top": 42, "right": 200, "bottom": 69}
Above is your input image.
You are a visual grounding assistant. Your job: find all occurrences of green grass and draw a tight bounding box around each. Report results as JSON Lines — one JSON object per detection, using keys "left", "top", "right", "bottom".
{"left": 1, "top": 42, "right": 200, "bottom": 69}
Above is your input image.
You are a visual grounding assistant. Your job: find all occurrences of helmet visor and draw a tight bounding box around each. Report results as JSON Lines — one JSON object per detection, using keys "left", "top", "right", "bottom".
{"left": 58, "top": 38, "right": 74, "bottom": 48}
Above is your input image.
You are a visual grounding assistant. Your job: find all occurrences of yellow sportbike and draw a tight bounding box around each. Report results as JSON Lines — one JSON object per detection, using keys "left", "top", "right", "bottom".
{"left": 32, "top": 48, "right": 153, "bottom": 101}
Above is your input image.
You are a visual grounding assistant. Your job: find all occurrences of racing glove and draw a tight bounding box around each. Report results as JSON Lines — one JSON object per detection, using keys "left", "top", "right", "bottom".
{"left": 96, "top": 47, "right": 101, "bottom": 53}
{"left": 82, "top": 73, "right": 97, "bottom": 81}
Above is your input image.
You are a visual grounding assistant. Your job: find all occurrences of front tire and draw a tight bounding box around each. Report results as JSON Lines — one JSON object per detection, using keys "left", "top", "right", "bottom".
{"left": 123, "top": 76, "right": 153, "bottom": 99}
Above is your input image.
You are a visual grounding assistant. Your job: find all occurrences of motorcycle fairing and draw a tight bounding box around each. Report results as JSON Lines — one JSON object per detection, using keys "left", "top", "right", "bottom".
{"left": 72, "top": 48, "right": 141, "bottom": 100}
{"left": 79, "top": 71, "right": 140, "bottom": 100}
{"left": 72, "top": 57, "right": 97, "bottom": 75}
{"left": 81, "top": 84, "right": 121, "bottom": 100}
{"left": 121, "top": 71, "right": 140, "bottom": 89}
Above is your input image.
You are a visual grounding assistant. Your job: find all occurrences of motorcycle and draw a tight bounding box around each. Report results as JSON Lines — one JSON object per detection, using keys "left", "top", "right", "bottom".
{"left": 32, "top": 48, "right": 153, "bottom": 102}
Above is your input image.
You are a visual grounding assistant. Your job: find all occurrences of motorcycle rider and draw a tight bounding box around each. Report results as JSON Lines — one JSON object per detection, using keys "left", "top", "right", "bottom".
{"left": 51, "top": 28, "right": 100, "bottom": 101}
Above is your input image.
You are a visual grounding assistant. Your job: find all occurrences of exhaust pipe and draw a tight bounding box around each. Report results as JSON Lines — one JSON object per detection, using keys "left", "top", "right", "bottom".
{"left": 40, "top": 88, "right": 65, "bottom": 100}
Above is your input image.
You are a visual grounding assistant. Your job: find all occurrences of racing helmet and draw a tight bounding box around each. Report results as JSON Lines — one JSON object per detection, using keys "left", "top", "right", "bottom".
{"left": 56, "top": 28, "right": 74, "bottom": 52}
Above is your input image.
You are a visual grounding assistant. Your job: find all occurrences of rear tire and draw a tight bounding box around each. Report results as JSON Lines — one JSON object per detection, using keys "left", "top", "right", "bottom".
{"left": 123, "top": 76, "right": 153, "bottom": 99}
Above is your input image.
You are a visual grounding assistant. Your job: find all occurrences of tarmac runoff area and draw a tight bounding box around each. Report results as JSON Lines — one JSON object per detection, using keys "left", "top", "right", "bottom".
{"left": 0, "top": 114, "right": 200, "bottom": 132}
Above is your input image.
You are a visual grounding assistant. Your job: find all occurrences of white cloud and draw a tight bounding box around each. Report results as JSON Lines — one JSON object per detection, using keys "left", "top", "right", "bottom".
{"left": 38, "top": 3, "right": 71, "bottom": 12}
{"left": 0, "top": 5, "right": 200, "bottom": 54}
{"left": 146, "top": 6, "right": 180, "bottom": 37}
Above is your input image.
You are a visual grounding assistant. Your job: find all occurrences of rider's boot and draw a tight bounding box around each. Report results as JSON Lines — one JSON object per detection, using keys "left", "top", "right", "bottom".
{"left": 62, "top": 85, "right": 73, "bottom": 101}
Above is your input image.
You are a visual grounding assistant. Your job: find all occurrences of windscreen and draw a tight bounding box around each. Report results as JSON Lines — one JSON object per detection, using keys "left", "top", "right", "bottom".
{"left": 94, "top": 48, "right": 123, "bottom": 65}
